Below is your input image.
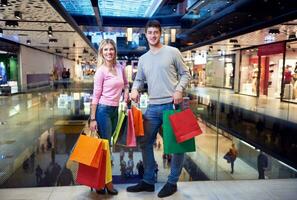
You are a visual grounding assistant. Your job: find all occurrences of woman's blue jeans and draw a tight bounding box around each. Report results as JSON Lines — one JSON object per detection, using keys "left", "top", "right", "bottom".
{"left": 141, "top": 103, "right": 184, "bottom": 185}
{"left": 95, "top": 104, "right": 118, "bottom": 145}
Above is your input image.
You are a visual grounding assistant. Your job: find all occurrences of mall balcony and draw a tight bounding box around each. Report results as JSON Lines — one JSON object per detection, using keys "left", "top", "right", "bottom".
{"left": 1, "top": 0, "right": 297, "bottom": 199}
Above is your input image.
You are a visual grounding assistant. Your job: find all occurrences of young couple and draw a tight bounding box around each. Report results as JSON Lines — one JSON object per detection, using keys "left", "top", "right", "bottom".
{"left": 90, "top": 20, "right": 191, "bottom": 198}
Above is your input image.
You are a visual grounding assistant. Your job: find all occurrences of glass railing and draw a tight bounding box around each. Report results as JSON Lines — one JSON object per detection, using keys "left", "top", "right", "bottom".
{"left": 0, "top": 83, "right": 296, "bottom": 189}
{"left": 0, "top": 82, "right": 90, "bottom": 188}
{"left": 186, "top": 87, "right": 297, "bottom": 180}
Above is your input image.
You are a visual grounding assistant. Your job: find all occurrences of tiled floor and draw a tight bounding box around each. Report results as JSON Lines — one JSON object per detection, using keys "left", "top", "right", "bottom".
{"left": 0, "top": 179, "right": 296, "bottom": 200}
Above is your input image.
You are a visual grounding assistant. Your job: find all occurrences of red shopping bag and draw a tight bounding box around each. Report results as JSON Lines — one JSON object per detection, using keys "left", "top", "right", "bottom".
{"left": 126, "top": 109, "right": 136, "bottom": 147}
{"left": 169, "top": 108, "right": 202, "bottom": 143}
{"left": 76, "top": 148, "right": 106, "bottom": 189}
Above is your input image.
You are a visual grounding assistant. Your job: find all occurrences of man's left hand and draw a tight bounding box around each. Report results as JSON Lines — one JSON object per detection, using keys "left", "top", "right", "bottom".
{"left": 173, "top": 91, "right": 183, "bottom": 105}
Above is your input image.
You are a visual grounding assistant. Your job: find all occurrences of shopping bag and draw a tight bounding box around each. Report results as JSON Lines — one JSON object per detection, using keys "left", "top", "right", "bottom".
{"left": 69, "top": 134, "right": 103, "bottom": 168}
{"left": 163, "top": 109, "right": 196, "bottom": 154}
{"left": 169, "top": 108, "right": 202, "bottom": 143}
{"left": 127, "top": 108, "right": 137, "bottom": 147}
{"left": 116, "top": 115, "right": 128, "bottom": 146}
{"left": 112, "top": 110, "right": 126, "bottom": 145}
{"left": 223, "top": 152, "right": 232, "bottom": 163}
{"left": 102, "top": 139, "right": 112, "bottom": 183}
{"left": 76, "top": 150, "right": 106, "bottom": 189}
{"left": 132, "top": 106, "right": 144, "bottom": 136}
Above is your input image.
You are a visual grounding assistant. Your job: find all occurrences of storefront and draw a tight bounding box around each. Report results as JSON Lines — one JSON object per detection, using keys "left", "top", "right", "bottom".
{"left": 238, "top": 41, "right": 297, "bottom": 103}
{"left": 0, "top": 40, "right": 20, "bottom": 95}
{"left": 205, "top": 54, "right": 235, "bottom": 89}
{"left": 239, "top": 48, "right": 260, "bottom": 96}
{"left": 283, "top": 41, "right": 297, "bottom": 103}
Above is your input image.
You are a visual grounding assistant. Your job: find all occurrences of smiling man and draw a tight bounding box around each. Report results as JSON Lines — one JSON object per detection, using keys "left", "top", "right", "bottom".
{"left": 127, "top": 20, "right": 191, "bottom": 198}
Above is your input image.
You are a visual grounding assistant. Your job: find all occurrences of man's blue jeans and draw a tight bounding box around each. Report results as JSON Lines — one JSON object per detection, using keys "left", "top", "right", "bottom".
{"left": 95, "top": 104, "right": 118, "bottom": 145}
{"left": 141, "top": 103, "right": 184, "bottom": 185}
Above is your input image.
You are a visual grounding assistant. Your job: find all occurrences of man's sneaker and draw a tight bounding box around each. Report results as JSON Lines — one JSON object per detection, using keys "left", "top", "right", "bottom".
{"left": 126, "top": 181, "right": 155, "bottom": 192}
{"left": 157, "top": 182, "right": 177, "bottom": 198}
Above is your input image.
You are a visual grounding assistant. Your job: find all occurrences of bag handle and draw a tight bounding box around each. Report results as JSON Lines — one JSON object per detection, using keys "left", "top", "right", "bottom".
{"left": 172, "top": 102, "right": 180, "bottom": 110}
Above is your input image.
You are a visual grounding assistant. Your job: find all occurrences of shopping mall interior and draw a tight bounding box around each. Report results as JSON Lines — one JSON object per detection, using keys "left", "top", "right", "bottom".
{"left": 0, "top": 0, "right": 297, "bottom": 199}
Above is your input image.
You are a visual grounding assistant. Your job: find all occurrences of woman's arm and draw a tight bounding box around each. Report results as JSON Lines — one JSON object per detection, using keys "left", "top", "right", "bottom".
{"left": 90, "top": 68, "right": 104, "bottom": 130}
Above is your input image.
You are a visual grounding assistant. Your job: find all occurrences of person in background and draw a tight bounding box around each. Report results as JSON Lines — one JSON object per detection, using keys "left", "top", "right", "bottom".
{"left": 66, "top": 68, "right": 71, "bottom": 87}
{"left": 229, "top": 143, "right": 238, "bottom": 174}
{"left": 62, "top": 67, "right": 68, "bottom": 88}
{"left": 35, "top": 164, "right": 43, "bottom": 185}
{"left": 90, "top": 38, "right": 129, "bottom": 196}
{"left": 127, "top": 155, "right": 134, "bottom": 177}
{"left": 257, "top": 151, "right": 268, "bottom": 179}
{"left": 51, "top": 68, "right": 59, "bottom": 90}
{"left": 127, "top": 20, "right": 191, "bottom": 198}
{"left": 136, "top": 160, "right": 144, "bottom": 178}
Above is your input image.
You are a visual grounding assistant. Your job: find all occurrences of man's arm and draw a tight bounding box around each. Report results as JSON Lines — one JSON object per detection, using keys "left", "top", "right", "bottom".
{"left": 174, "top": 49, "right": 191, "bottom": 92}
{"left": 173, "top": 49, "right": 191, "bottom": 104}
{"left": 131, "top": 60, "right": 145, "bottom": 103}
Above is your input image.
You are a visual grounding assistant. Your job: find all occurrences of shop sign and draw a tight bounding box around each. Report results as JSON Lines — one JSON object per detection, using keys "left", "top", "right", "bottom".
{"left": 257, "top": 42, "right": 285, "bottom": 56}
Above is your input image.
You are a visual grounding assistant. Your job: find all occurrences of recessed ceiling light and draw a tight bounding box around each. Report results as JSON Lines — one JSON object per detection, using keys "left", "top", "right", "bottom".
{"left": 0, "top": 0, "right": 8, "bottom": 7}
{"left": 288, "top": 33, "right": 296, "bottom": 39}
{"left": 83, "top": 48, "right": 88, "bottom": 54}
{"left": 26, "top": 40, "right": 31, "bottom": 45}
{"left": 49, "top": 38, "right": 58, "bottom": 43}
{"left": 14, "top": 11, "right": 22, "bottom": 20}
{"left": 48, "top": 26, "right": 53, "bottom": 37}
{"left": 229, "top": 39, "right": 238, "bottom": 43}
{"left": 268, "top": 28, "right": 280, "bottom": 34}
{"left": 5, "top": 20, "right": 18, "bottom": 27}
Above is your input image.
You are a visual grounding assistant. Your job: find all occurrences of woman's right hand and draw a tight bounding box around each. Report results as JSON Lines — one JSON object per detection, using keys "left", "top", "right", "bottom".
{"left": 90, "top": 121, "right": 97, "bottom": 131}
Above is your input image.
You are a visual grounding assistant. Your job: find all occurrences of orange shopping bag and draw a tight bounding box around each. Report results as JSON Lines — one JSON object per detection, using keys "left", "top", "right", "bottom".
{"left": 132, "top": 106, "right": 144, "bottom": 136}
{"left": 69, "top": 134, "right": 103, "bottom": 168}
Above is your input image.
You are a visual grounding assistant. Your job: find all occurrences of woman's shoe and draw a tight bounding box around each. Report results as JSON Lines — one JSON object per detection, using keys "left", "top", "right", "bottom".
{"left": 96, "top": 188, "right": 106, "bottom": 195}
{"left": 106, "top": 187, "right": 118, "bottom": 195}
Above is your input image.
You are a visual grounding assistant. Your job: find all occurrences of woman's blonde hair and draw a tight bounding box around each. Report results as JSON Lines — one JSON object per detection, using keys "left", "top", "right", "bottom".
{"left": 97, "top": 39, "right": 117, "bottom": 67}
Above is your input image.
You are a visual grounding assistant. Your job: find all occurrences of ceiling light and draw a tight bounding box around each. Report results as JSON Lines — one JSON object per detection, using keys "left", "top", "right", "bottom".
{"left": 48, "top": 26, "right": 53, "bottom": 37}
{"left": 83, "top": 48, "right": 88, "bottom": 54}
{"left": 26, "top": 40, "right": 31, "bottom": 45}
{"left": 127, "top": 28, "right": 133, "bottom": 42}
{"left": 288, "top": 33, "right": 296, "bottom": 40}
{"left": 229, "top": 39, "right": 238, "bottom": 43}
{"left": 233, "top": 44, "right": 241, "bottom": 48}
{"left": 0, "top": 0, "right": 8, "bottom": 7}
{"left": 14, "top": 11, "right": 22, "bottom": 20}
{"left": 49, "top": 38, "right": 57, "bottom": 43}
{"left": 171, "top": 29, "right": 176, "bottom": 43}
{"left": 268, "top": 28, "right": 280, "bottom": 34}
{"left": 5, "top": 20, "right": 18, "bottom": 27}
{"left": 164, "top": 33, "right": 169, "bottom": 45}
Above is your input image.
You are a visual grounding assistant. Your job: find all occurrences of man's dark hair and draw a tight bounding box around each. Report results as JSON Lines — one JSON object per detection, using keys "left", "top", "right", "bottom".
{"left": 145, "top": 20, "right": 162, "bottom": 33}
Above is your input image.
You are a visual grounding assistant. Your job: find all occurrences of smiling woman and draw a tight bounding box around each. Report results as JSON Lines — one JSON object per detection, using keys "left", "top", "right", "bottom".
{"left": 89, "top": 38, "right": 130, "bottom": 196}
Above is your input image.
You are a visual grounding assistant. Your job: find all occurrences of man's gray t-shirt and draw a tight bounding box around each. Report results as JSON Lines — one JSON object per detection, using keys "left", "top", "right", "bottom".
{"left": 132, "top": 45, "right": 191, "bottom": 105}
